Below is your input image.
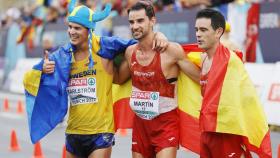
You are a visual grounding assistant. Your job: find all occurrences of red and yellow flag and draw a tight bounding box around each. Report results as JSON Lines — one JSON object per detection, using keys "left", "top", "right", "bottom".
{"left": 200, "top": 43, "right": 271, "bottom": 157}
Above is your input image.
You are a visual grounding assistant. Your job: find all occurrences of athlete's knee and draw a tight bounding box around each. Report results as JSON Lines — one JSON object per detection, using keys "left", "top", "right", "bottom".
{"left": 88, "top": 147, "right": 112, "bottom": 158}
{"left": 132, "top": 151, "right": 145, "bottom": 158}
{"left": 156, "top": 147, "right": 177, "bottom": 158}
{"left": 66, "top": 151, "right": 78, "bottom": 158}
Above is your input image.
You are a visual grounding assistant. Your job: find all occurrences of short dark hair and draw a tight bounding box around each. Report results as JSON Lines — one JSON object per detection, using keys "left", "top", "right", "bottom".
{"left": 127, "top": 1, "right": 155, "bottom": 19}
{"left": 196, "top": 8, "right": 225, "bottom": 34}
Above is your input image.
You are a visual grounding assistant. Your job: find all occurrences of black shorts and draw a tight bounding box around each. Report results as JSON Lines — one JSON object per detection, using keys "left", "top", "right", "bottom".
{"left": 65, "top": 133, "right": 115, "bottom": 158}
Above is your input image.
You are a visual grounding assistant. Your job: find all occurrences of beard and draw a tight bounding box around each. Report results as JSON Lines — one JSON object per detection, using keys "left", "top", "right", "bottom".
{"left": 132, "top": 30, "right": 148, "bottom": 40}
{"left": 132, "top": 32, "right": 142, "bottom": 40}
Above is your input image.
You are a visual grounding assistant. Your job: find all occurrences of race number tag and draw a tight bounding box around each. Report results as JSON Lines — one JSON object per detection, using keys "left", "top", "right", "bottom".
{"left": 129, "top": 90, "right": 160, "bottom": 120}
{"left": 67, "top": 77, "right": 98, "bottom": 105}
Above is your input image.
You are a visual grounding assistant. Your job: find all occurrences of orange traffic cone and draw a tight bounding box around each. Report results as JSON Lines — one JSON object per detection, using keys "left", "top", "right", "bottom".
{"left": 3, "top": 98, "right": 9, "bottom": 112}
{"left": 33, "top": 142, "right": 44, "bottom": 158}
{"left": 278, "top": 144, "right": 280, "bottom": 158}
{"left": 62, "top": 145, "right": 66, "bottom": 158}
{"left": 119, "top": 129, "right": 127, "bottom": 137}
{"left": 17, "top": 100, "right": 24, "bottom": 114}
{"left": 9, "top": 130, "right": 20, "bottom": 151}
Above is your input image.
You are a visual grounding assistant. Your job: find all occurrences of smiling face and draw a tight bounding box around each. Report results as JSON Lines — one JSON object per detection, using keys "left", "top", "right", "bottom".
{"left": 68, "top": 22, "right": 88, "bottom": 47}
{"left": 128, "top": 9, "right": 155, "bottom": 40}
{"left": 195, "top": 18, "right": 223, "bottom": 51}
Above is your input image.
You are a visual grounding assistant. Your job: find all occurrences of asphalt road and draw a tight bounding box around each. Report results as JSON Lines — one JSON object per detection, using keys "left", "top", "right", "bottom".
{"left": 0, "top": 93, "right": 279, "bottom": 158}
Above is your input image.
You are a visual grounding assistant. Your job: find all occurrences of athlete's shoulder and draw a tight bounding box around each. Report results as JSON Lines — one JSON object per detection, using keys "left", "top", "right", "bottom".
{"left": 127, "top": 44, "right": 137, "bottom": 51}
{"left": 168, "top": 42, "right": 183, "bottom": 50}
{"left": 125, "top": 44, "right": 138, "bottom": 57}
{"left": 44, "top": 43, "right": 72, "bottom": 63}
{"left": 165, "top": 42, "right": 184, "bottom": 57}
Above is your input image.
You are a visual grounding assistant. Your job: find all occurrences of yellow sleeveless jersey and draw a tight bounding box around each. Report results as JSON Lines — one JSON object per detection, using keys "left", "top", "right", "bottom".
{"left": 66, "top": 36, "right": 114, "bottom": 134}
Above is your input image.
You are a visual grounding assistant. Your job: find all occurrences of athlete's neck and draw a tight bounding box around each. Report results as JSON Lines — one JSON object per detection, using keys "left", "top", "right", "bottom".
{"left": 75, "top": 41, "right": 89, "bottom": 55}
{"left": 206, "top": 42, "right": 220, "bottom": 59}
{"left": 138, "top": 32, "right": 155, "bottom": 53}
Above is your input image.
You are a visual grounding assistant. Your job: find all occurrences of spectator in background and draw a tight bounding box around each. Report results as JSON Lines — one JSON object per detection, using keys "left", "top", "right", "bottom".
{"left": 221, "top": 22, "right": 240, "bottom": 51}
{"left": 3, "top": 8, "right": 26, "bottom": 88}
{"left": 210, "top": 0, "right": 235, "bottom": 6}
{"left": 111, "top": 0, "right": 123, "bottom": 15}
{"left": 153, "top": 0, "right": 182, "bottom": 12}
{"left": 46, "top": 6, "right": 59, "bottom": 23}
{"left": 0, "top": 15, "right": 7, "bottom": 30}
{"left": 99, "top": 0, "right": 123, "bottom": 15}
{"left": 42, "top": 33, "right": 58, "bottom": 52}
{"left": 121, "top": 0, "right": 138, "bottom": 16}
{"left": 79, "top": 0, "right": 97, "bottom": 10}
{"left": 180, "top": 0, "right": 235, "bottom": 8}
{"left": 180, "top": 0, "right": 210, "bottom": 8}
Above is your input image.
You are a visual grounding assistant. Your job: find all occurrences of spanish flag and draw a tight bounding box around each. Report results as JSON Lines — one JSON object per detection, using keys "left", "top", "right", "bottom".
{"left": 177, "top": 44, "right": 203, "bottom": 153}
{"left": 112, "top": 43, "right": 272, "bottom": 157}
{"left": 200, "top": 43, "right": 271, "bottom": 157}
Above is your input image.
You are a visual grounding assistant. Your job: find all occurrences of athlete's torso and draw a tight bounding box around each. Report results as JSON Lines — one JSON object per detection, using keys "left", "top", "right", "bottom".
{"left": 129, "top": 47, "right": 178, "bottom": 119}
{"left": 66, "top": 52, "right": 114, "bottom": 134}
{"left": 200, "top": 53, "right": 212, "bottom": 97}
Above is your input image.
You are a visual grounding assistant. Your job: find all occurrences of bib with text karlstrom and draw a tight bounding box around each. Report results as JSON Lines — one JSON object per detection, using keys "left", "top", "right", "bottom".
{"left": 67, "top": 77, "right": 98, "bottom": 105}
{"left": 129, "top": 90, "right": 160, "bottom": 120}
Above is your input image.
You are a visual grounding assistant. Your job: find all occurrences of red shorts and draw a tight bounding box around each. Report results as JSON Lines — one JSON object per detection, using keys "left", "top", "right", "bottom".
{"left": 132, "top": 109, "right": 179, "bottom": 158}
{"left": 200, "top": 132, "right": 252, "bottom": 158}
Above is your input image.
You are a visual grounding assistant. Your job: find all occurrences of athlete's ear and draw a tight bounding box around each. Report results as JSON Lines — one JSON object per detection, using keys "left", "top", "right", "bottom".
{"left": 151, "top": 17, "right": 156, "bottom": 26}
{"left": 216, "top": 27, "right": 224, "bottom": 39}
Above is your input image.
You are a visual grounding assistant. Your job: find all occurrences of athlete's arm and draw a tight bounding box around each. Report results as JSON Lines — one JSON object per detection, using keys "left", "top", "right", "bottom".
{"left": 169, "top": 43, "right": 200, "bottom": 83}
{"left": 113, "top": 47, "right": 133, "bottom": 84}
{"left": 152, "top": 32, "right": 169, "bottom": 52}
{"left": 113, "top": 59, "right": 130, "bottom": 84}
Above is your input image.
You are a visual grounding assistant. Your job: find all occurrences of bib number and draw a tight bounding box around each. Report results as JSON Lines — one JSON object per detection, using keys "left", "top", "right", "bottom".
{"left": 129, "top": 90, "right": 160, "bottom": 120}
{"left": 67, "top": 77, "right": 98, "bottom": 105}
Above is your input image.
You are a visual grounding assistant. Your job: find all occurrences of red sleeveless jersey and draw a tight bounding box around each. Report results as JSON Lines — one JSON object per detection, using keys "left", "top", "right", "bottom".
{"left": 130, "top": 49, "right": 177, "bottom": 114}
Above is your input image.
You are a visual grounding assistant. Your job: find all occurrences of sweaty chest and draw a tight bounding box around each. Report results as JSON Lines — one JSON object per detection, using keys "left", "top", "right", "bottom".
{"left": 201, "top": 58, "right": 212, "bottom": 76}
{"left": 131, "top": 53, "right": 162, "bottom": 81}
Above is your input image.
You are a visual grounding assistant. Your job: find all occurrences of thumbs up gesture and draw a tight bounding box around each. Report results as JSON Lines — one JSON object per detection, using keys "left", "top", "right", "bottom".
{"left": 42, "top": 51, "right": 55, "bottom": 74}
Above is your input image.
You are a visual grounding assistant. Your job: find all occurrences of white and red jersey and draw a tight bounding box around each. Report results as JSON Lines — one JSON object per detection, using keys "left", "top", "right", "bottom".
{"left": 129, "top": 49, "right": 177, "bottom": 120}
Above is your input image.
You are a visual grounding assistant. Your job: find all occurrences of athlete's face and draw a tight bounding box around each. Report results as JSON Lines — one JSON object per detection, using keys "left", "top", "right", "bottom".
{"left": 195, "top": 18, "right": 222, "bottom": 50}
{"left": 128, "top": 9, "right": 155, "bottom": 40}
{"left": 68, "top": 22, "right": 88, "bottom": 46}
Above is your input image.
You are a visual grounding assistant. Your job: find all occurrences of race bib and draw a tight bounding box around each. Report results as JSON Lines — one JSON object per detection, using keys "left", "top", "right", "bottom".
{"left": 67, "top": 77, "right": 98, "bottom": 105}
{"left": 129, "top": 90, "right": 160, "bottom": 120}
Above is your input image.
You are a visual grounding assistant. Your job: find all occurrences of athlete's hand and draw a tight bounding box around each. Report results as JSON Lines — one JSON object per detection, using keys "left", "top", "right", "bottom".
{"left": 152, "top": 32, "right": 169, "bottom": 53}
{"left": 42, "top": 50, "right": 55, "bottom": 74}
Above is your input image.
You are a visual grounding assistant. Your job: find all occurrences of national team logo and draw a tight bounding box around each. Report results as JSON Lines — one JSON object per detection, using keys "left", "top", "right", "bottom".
{"left": 150, "top": 92, "right": 159, "bottom": 100}
{"left": 102, "top": 134, "right": 112, "bottom": 143}
{"left": 88, "top": 78, "right": 96, "bottom": 86}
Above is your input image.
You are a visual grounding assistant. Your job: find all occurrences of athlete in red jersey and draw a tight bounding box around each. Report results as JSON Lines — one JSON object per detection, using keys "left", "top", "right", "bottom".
{"left": 114, "top": 1, "right": 200, "bottom": 158}
{"left": 197, "top": 9, "right": 253, "bottom": 158}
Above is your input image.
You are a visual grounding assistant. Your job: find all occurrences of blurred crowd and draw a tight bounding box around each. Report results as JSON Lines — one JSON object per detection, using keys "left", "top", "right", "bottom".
{"left": 2, "top": 0, "right": 280, "bottom": 36}
{"left": 0, "top": 0, "right": 279, "bottom": 87}
{"left": 0, "top": 0, "right": 238, "bottom": 53}
{"left": 0, "top": 0, "right": 273, "bottom": 49}
{"left": 1, "top": 0, "right": 278, "bottom": 31}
